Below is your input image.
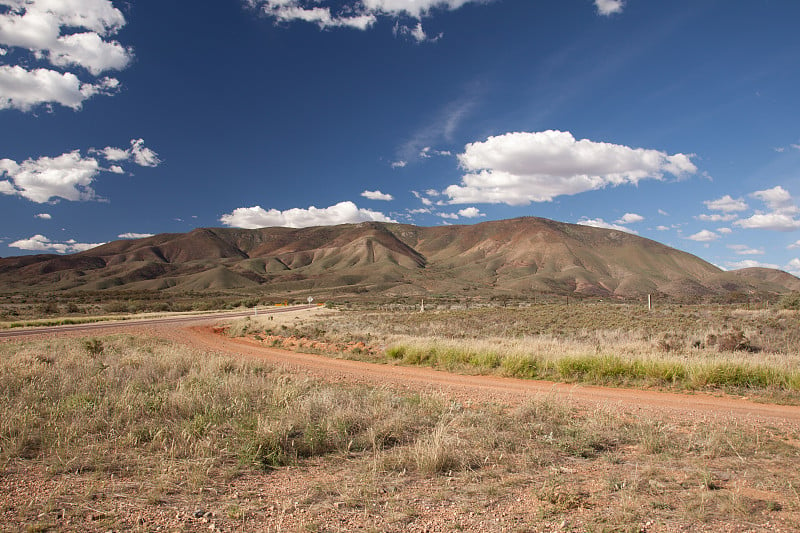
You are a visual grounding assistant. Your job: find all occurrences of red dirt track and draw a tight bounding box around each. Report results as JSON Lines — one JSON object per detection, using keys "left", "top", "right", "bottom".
{"left": 5, "top": 306, "right": 800, "bottom": 426}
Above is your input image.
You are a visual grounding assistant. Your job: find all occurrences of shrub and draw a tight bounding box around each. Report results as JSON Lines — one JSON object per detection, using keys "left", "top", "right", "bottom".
{"left": 779, "top": 292, "right": 800, "bottom": 310}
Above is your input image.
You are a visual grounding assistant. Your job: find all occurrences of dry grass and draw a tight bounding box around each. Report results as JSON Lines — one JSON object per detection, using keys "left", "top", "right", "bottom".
{"left": 1, "top": 324, "right": 799, "bottom": 530}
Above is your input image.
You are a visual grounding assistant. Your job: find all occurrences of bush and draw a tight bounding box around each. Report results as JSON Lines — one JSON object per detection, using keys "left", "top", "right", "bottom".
{"left": 779, "top": 292, "right": 800, "bottom": 310}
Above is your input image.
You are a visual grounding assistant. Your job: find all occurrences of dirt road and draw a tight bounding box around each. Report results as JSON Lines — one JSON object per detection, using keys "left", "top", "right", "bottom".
{"left": 181, "top": 325, "right": 800, "bottom": 426}
{"left": 6, "top": 305, "right": 800, "bottom": 426}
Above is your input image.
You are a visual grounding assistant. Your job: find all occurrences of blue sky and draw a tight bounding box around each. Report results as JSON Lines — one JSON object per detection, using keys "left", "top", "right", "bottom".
{"left": 2, "top": 0, "right": 800, "bottom": 274}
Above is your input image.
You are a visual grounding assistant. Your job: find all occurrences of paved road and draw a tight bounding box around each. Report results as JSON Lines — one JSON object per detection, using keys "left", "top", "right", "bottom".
{"left": 0, "top": 305, "right": 318, "bottom": 339}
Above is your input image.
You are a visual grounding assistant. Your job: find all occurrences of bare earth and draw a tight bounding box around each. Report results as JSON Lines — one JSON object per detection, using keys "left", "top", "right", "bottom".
{"left": 3, "top": 308, "right": 800, "bottom": 532}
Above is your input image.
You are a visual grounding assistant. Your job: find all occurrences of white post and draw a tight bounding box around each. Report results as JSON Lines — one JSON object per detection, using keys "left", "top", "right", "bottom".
{"left": 647, "top": 294, "right": 651, "bottom": 311}
{"left": 420, "top": 299, "right": 425, "bottom": 313}
{"left": 254, "top": 305, "right": 258, "bottom": 317}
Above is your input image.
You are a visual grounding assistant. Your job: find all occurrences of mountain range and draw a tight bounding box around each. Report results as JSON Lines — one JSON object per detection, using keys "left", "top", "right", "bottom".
{"left": 2, "top": 217, "right": 799, "bottom": 299}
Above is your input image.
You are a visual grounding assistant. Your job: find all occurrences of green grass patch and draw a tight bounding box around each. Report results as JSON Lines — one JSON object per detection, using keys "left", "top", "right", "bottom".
{"left": 385, "top": 342, "right": 800, "bottom": 395}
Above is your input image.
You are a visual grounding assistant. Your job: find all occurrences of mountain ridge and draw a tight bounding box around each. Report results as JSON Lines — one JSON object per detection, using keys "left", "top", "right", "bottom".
{"left": 2, "top": 217, "right": 798, "bottom": 299}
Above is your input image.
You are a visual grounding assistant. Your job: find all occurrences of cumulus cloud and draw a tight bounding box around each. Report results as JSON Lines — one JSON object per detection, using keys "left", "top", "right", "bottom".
{"left": 438, "top": 212, "right": 459, "bottom": 220}
{"left": 391, "top": 160, "right": 407, "bottom": 169}
{"left": 687, "top": 229, "right": 719, "bottom": 242}
{"left": 118, "top": 232, "right": 154, "bottom": 239}
{"left": 1, "top": 140, "right": 160, "bottom": 203}
{"left": 576, "top": 217, "right": 637, "bottom": 234}
{"left": 457, "top": 207, "right": 484, "bottom": 218}
{"left": 9, "top": 234, "right": 104, "bottom": 254}
{"left": 734, "top": 213, "right": 800, "bottom": 231}
{"left": 724, "top": 259, "right": 780, "bottom": 270}
{"left": 594, "top": 0, "right": 624, "bottom": 16}
{"left": 616, "top": 212, "right": 643, "bottom": 224}
{"left": 734, "top": 186, "right": 800, "bottom": 231}
{"left": 0, "top": 0, "right": 132, "bottom": 111}
{"left": 220, "top": 201, "right": 397, "bottom": 229}
{"left": 727, "top": 244, "right": 764, "bottom": 256}
{"left": 361, "top": 190, "right": 394, "bottom": 201}
{"left": 0, "top": 65, "right": 119, "bottom": 111}
{"left": 751, "top": 186, "right": 798, "bottom": 214}
{"left": 704, "top": 194, "right": 748, "bottom": 212}
{"left": 34, "top": 213, "right": 51, "bottom": 219}
{"left": 0, "top": 150, "right": 100, "bottom": 203}
{"left": 786, "top": 258, "right": 800, "bottom": 275}
{"left": 717, "top": 227, "right": 732, "bottom": 234}
{"left": 444, "top": 130, "right": 697, "bottom": 205}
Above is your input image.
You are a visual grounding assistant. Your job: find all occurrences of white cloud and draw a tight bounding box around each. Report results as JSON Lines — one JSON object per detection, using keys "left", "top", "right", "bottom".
{"left": 704, "top": 194, "right": 748, "bottom": 212}
{"left": 408, "top": 208, "right": 430, "bottom": 214}
{"left": 751, "top": 186, "right": 798, "bottom": 214}
{"left": 717, "top": 227, "right": 732, "bottom": 234}
{"left": 576, "top": 217, "right": 637, "bottom": 234}
{"left": 786, "top": 258, "right": 800, "bottom": 275}
{"left": 129, "top": 139, "right": 161, "bottom": 167}
{"left": 696, "top": 213, "right": 738, "bottom": 222}
{"left": 727, "top": 244, "right": 764, "bottom": 256}
{"left": 0, "top": 0, "right": 132, "bottom": 111}
{"left": 445, "top": 130, "right": 697, "bottom": 205}
{"left": 1, "top": 140, "right": 158, "bottom": 203}
{"left": 220, "top": 201, "right": 397, "bottom": 229}
{"left": 594, "top": 0, "right": 624, "bottom": 16}
{"left": 419, "top": 146, "right": 453, "bottom": 158}
{"left": 792, "top": 144, "right": 800, "bottom": 151}
{"left": 687, "top": 229, "right": 719, "bottom": 242}
{"left": 394, "top": 21, "right": 440, "bottom": 43}
{"left": 0, "top": 150, "right": 100, "bottom": 203}
{"left": 118, "top": 232, "right": 154, "bottom": 239}
{"left": 731, "top": 186, "right": 800, "bottom": 231}
{"left": 735, "top": 213, "right": 800, "bottom": 231}
{"left": 9, "top": 234, "right": 104, "bottom": 254}
{"left": 0, "top": 65, "right": 119, "bottom": 111}
{"left": 658, "top": 209, "right": 669, "bottom": 216}
{"left": 438, "top": 212, "right": 459, "bottom": 220}
{"left": 361, "top": 189, "right": 394, "bottom": 201}
{"left": 457, "top": 207, "right": 484, "bottom": 218}
{"left": 390, "top": 160, "right": 407, "bottom": 169}
{"left": 96, "top": 138, "right": 161, "bottom": 167}
{"left": 248, "top": 0, "right": 482, "bottom": 37}
{"left": 34, "top": 212, "right": 51, "bottom": 219}
{"left": 656, "top": 225, "right": 669, "bottom": 231}
{"left": 725, "top": 259, "right": 780, "bottom": 270}
{"left": 412, "top": 190, "right": 434, "bottom": 206}
{"left": 616, "top": 212, "right": 643, "bottom": 224}
{"left": 101, "top": 146, "right": 129, "bottom": 161}
{"left": 788, "top": 240, "right": 800, "bottom": 250}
